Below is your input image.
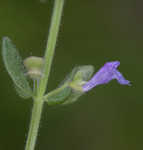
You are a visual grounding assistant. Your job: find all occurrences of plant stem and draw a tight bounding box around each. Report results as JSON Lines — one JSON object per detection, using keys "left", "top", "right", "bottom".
{"left": 25, "top": 98, "right": 44, "bottom": 150}
{"left": 37, "top": 0, "right": 65, "bottom": 99}
{"left": 25, "top": 0, "right": 65, "bottom": 150}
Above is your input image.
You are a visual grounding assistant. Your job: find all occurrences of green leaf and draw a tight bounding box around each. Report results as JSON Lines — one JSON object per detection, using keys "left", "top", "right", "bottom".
{"left": 62, "top": 90, "right": 83, "bottom": 105}
{"left": 44, "top": 85, "right": 71, "bottom": 106}
{"left": 2, "top": 37, "right": 33, "bottom": 99}
{"left": 14, "top": 85, "right": 32, "bottom": 99}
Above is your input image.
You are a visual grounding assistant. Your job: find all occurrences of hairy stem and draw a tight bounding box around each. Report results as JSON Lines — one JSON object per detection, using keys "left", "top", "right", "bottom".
{"left": 25, "top": 0, "right": 65, "bottom": 150}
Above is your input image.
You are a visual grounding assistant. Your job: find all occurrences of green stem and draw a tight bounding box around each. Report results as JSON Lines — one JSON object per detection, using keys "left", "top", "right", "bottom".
{"left": 25, "top": 0, "right": 65, "bottom": 150}
{"left": 37, "top": 0, "right": 65, "bottom": 99}
{"left": 25, "top": 98, "right": 44, "bottom": 150}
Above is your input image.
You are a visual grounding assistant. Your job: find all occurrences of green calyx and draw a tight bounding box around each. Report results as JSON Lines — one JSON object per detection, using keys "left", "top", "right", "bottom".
{"left": 24, "top": 56, "right": 44, "bottom": 80}
{"left": 44, "top": 65, "right": 94, "bottom": 106}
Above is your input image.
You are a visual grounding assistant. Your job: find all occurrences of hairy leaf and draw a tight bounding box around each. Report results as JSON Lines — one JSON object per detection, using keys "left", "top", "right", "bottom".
{"left": 2, "top": 37, "right": 32, "bottom": 99}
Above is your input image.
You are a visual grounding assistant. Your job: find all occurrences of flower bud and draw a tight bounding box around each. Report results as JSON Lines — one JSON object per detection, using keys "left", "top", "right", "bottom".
{"left": 24, "top": 56, "right": 44, "bottom": 79}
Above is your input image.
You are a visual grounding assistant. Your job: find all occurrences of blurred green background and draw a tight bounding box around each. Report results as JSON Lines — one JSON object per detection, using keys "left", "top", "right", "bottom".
{"left": 0, "top": 0, "right": 142, "bottom": 150}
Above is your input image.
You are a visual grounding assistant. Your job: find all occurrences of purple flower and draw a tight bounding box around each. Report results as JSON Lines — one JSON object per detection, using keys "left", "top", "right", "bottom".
{"left": 82, "top": 61, "right": 130, "bottom": 92}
